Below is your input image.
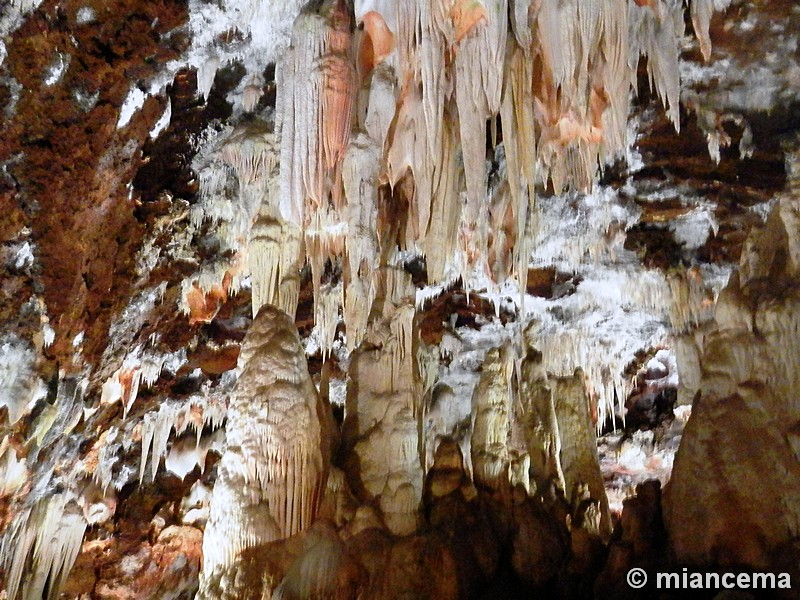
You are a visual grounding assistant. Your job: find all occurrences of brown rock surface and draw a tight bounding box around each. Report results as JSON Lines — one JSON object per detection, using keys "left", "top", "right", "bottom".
{"left": 665, "top": 193, "right": 800, "bottom": 575}
{"left": 3, "top": 0, "right": 800, "bottom": 599}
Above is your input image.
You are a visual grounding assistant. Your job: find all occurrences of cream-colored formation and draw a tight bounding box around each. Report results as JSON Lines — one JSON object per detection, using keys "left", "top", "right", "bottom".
{"left": 470, "top": 344, "right": 517, "bottom": 491}
{"left": 0, "top": 1, "right": 743, "bottom": 598}
{"left": 551, "top": 370, "right": 612, "bottom": 538}
{"left": 211, "top": 0, "right": 725, "bottom": 361}
{"left": 342, "top": 267, "right": 423, "bottom": 536}
{"left": 516, "top": 345, "right": 565, "bottom": 494}
{"left": 198, "top": 305, "right": 330, "bottom": 597}
{"left": 1, "top": 494, "right": 86, "bottom": 600}
{"left": 468, "top": 338, "right": 611, "bottom": 536}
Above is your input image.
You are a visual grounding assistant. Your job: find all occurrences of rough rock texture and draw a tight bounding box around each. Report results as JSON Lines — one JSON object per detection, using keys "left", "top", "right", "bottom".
{"left": 2, "top": 0, "right": 800, "bottom": 598}
{"left": 665, "top": 186, "right": 800, "bottom": 575}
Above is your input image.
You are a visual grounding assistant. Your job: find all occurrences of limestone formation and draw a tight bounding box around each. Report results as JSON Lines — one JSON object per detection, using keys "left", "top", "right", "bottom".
{"left": 5, "top": 0, "right": 800, "bottom": 598}
{"left": 198, "top": 305, "right": 331, "bottom": 598}
{"left": 665, "top": 195, "right": 800, "bottom": 575}
{"left": 470, "top": 343, "right": 516, "bottom": 491}
{"left": 516, "top": 345, "right": 565, "bottom": 493}
{"left": 553, "top": 370, "right": 612, "bottom": 539}
{"left": 342, "top": 267, "right": 422, "bottom": 536}
{"left": 515, "top": 343, "right": 612, "bottom": 538}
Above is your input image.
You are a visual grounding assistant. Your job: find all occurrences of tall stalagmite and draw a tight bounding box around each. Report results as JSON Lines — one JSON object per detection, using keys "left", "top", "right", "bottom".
{"left": 342, "top": 267, "right": 422, "bottom": 536}
{"left": 198, "top": 305, "right": 330, "bottom": 598}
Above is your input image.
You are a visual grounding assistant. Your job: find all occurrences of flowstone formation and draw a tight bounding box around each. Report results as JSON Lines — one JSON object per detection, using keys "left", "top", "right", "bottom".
{"left": 3, "top": 0, "right": 800, "bottom": 598}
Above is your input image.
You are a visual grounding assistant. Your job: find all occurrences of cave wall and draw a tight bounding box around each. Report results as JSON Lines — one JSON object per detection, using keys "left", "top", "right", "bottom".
{"left": 1, "top": 0, "right": 800, "bottom": 598}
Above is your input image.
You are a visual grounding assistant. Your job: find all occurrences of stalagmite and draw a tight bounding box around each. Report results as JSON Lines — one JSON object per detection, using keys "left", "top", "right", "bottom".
{"left": 273, "top": 523, "right": 364, "bottom": 600}
{"left": 342, "top": 267, "right": 422, "bottom": 535}
{"left": 470, "top": 343, "right": 516, "bottom": 490}
{"left": 665, "top": 195, "right": 800, "bottom": 572}
{"left": 515, "top": 344, "right": 565, "bottom": 494}
{"left": 198, "top": 306, "right": 330, "bottom": 597}
{"left": 552, "top": 370, "right": 612, "bottom": 538}
{"left": 423, "top": 438, "right": 476, "bottom": 504}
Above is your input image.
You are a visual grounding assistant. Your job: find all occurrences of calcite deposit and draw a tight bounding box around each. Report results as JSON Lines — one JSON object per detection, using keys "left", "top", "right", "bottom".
{"left": 1, "top": 0, "right": 799, "bottom": 598}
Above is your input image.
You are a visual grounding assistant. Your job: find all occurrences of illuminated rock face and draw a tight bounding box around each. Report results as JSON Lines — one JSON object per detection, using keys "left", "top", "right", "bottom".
{"left": 4, "top": 0, "right": 800, "bottom": 598}
{"left": 665, "top": 191, "right": 800, "bottom": 575}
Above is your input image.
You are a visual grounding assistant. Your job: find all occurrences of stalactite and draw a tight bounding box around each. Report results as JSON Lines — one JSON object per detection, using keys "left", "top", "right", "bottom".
{"left": 500, "top": 44, "right": 535, "bottom": 289}
{"left": 0, "top": 436, "right": 27, "bottom": 497}
{"left": 99, "top": 347, "right": 187, "bottom": 417}
{"left": 453, "top": 0, "right": 507, "bottom": 228}
{"left": 265, "top": 0, "right": 705, "bottom": 373}
{"left": 315, "top": 282, "right": 343, "bottom": 361}
{"left": 691, "top": 0, "right": 732, "bottom": 62}
{"left": 140, "top": 403, "right": 177, "bottom": 484}
{"left": 87, "top": 427, "right": 122, "bottom": 495}
{"left": 420, "top": 110, "right": 463, "bottom": 285}
{"left": 628, "top": 0, "right": 683, "bottom": 130}
{"left": 139, "top": 397, "right": 226, "bottom": 484}
{"left": 277, "top": 0, "right": 356, "bottom": 228}
{"left": 536, "top": 328, "right": 633, "bottom": 430}
{"left": 668, "top": 267, "right": 715, "bottom": 332}
{"left": 249, "top": 216, "right": 304, "bottom": 318}
{"left": 241, "top": 79, "right": 264, "bottom": 113}
{"left": 219, "top": 121, "right": 278, "bottom": 187}
{"left": 0, "top": 336, "right": 47, "bottom": 426}
{"left": 342, "top": 131, "right": 380, "bottom": 350}
{"left": 165, "top": 433, "right": 219, "bottom": 480}
{"left": 2, "top": 494, "right": 87, "bottom": 600}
